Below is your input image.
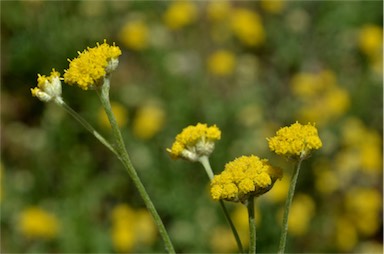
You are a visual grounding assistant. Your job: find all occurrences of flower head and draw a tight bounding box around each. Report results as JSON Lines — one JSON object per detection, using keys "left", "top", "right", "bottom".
{"left": 210, "top": 155, "right": 282, "bottom": 203}
{"left": 18, "top": 206, "right": 60, "bottom": 239}
{"left": 63, "top": 40, "right": 122, "bottom": 90}
{"left": 167, "top": 123, "right": 221, "bottom": 161}
{"left": 119, "top": 20, "right": 149, "bottom": 51}
{"left": 268, "top": 122, "right": 322, "bottom": 159}
{"left": 230, "top": 8, "right": 265, "bottom": 47}
{"left": 163, "top": 0, "right": 197, "bottom": 30}
{"left": 31, "top": 69, "right": 62, "bottom": 103}
{"left": 207, "top": 49, "right": 236, "bottom": 76}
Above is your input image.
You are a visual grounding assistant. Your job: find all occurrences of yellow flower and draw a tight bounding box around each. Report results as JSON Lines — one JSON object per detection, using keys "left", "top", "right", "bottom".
{"left": 167, "top": 123, "right": 221, "bottom": 161}
{"left": 285, "top": 194, "right": 315, "bottom": 236}
{"left": 18, "top": 206, "right": 60, "bottom": 239}
{"left": 210, "top": 155, "right": 282, "bottom": 202}
{"left": 230, "top": 8, "right": 265, "bottom": 47}
{"left": 132, "top": 104, "right": 166, "bottom": 140}
{"left": 336, "top": 216, "right": 358, "bottom": 252}
{"left": 268, "top": 121, "right": 322, "bottom": 159}
{"left": 163, "top": 0, "right": 197, "bottom": 30}
{"left": 260, "top": 0, "right": 286, "bottom": 14}
{"left": 345, "top": 188, "right": 382, "bottom": 236}
{"left": 110, "top": 204, "right": 157, "bottom": 252}
{"left": 64, "top": 40, "right": 122, "bottom": 90}
{"left": 207, "top": 50, "right": 236, "bottom": 76}
{"left": 206, "top": 1, "right": 231, "bottom": 22}
{"left": 99, "top": 102, "right": 128, "bottom": 129}
{"left": 119, "top": 20, "right": 149, "bottom": 51}
{"left": 358, "top": 25, "right": 383, "bottom": 58}
{"left": 31, "top": 69, "right": 62, "bottom": 103}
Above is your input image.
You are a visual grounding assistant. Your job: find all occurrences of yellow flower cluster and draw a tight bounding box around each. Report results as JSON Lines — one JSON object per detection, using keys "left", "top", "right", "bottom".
{"left": 64, "top": 40, "right": 122, "bottom": 90}
{"left": 291, "top": 70, "right": 350, "bottom": 125}
{"left": 31, "top": 69, "right": 62, "bottom": 103}
{"left": 207, "top": 49, "right": 236, "bottom": 76}
{"left": 111, "top": 204, "right": 157, "bottom": 252}
{"left": 230, "top": 8, "right": 265, "bottom": 47}
{"left": 210, "top": 155, "right": 282, "bottom": 202}
{"left": 358, "top": 24, "right": 383, "bottom": 74}
{"left": 132, "top": 104, "right": 166, "bottom": 140}
{"left": 119, "top": 20, "right": 149, "bottom": 51}
{"left": 18, "top": 206, "right": 60, "bottom": 239}
{"left": 167, "top": 123, "right": 221, "bottom": 161}
{"left": 163, "top": 0, "right": 197, "bottom": 30}
{"left": 268, "top": 122, "right": 322, "bottom": 159}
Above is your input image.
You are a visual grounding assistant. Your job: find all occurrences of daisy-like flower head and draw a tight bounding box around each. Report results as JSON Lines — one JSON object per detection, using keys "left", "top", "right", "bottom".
{"left": 210, "top": 155, "right": 282, "bottom": 203}
{"left": 167, "top": 123, "right": 221, "bottom": 162}
{"left": 31, "top": 69, "right": 62, "bottom": 103}
{"left": 267, "top": 121, "right": 322, "bottom": 159}
{"left": 63, "top": 40, "right": 122, "bottom": 90}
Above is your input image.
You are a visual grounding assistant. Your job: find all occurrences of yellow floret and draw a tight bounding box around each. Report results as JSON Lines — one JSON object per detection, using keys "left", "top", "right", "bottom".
{"left": 210, "top": 155, "right": 282, "bottom": 202}
{"left": 268, "top": 122, "right": 322, "bottom": 159}
{"left": 64, "top": 40, "right": 122, "bottom": 90}
{"left": 167, "top": 123, "right": 221, "bottom": 161}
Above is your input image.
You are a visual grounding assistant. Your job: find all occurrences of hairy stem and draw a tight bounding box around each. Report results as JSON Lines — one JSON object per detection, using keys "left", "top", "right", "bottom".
{"left": 278, "top": 158, "right": 303, "bottom": 254}
{"left": 98, "top": 78, "right": 175, "bottom": 253}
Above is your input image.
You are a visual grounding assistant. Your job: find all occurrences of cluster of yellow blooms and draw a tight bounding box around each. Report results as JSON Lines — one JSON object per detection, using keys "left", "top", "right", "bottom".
{"left": 290, "top": 70, "right": 350, "bottom": 125}
{"left": 64, "top": 40, "right": 122, "bottom": 90}
{"left": 111, "top": 204, "right": 157, "bottom": 252}
{"left": 167, "top": 123, "right": 221, "bottom": 161}
{"left": 30, "top": 69, "right": 62, "bottom": 103}
{"left": 210, "top": 155, "right": 282, "bottom": 203}
{"left": 18, "top": 206, "right": 60, "bottom": 240}
{"left": 357, "top": 24, "right": 383, "bottom": 74}
{"left": 31, "top": 40, "right": 122, "bottom": 100}
{"left": 268, "top": 122, "right": 322, "bottom": 159}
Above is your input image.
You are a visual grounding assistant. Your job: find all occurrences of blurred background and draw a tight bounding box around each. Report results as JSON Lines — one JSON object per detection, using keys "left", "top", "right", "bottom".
{"left": 1, "top": 0, "right": 383, "bottom": 253}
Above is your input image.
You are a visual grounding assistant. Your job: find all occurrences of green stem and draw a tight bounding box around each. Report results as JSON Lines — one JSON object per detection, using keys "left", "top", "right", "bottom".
{"left": 278, "top": 158, "right": 303, "bottom": 254}
{"left": 198, "top": 156, "right": 244, "bottom": 254}
{"left": 56, "top": 99, "right": 117, "bottom": 156}
{"left": 247, "top": 197, "right": 256, "bottom": 254}
{"left": 98, "top": 78, "right": 175, "bottom": 253}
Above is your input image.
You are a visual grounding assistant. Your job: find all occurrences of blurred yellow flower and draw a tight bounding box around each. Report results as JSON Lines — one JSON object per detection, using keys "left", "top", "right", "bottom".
{"left": 336, "top": 217, "right": 358, "bottom": 252}
{"left": 163, "top": 0, "right": 197, "bottom": 30}
{"left": 210, "top": 205, "right": 261, "bottom": 252}
{"left": 285, "top": 194, "right": 315, "bottom": 236}
{"left": 31, "top": 69, "right": 62, "bottom": 103}
{"left": 64, "top": 40, "right": 122, "bottom": 90}
{"left": 132, "top": 104, "right": 166, "bottom": 140}
{"left": 210, "top": 226, "right": 238, "bottom": 253}
{"left": 291, "top": 70, "right": 350, "bottom": 125}
{"left": 18, "top": 206, "right": 59, "bottom": 239}
{"left": 206, "top": 1, "right": 231, "bottom": 22}
{"left": 119, "top": 20, "right": 149, "bottom": 51}
{"left": 345, "top": 188, "right": 382, "bottom": 236}
{"left": 99, "top": 102, "right": 128, "bottom": 129}
{"left": 260, "top": 0, "right": 286, "bottom": 14}
{"left": 358, "top": 25, "right": 383, "bottom": 58}
{"left": 268, "top": 122, "right": 322, "bottom": 159}
{"left": 230, "top": 8, "right": 265, "bottom": 47}
{"left": 207, "top": 49, "right": 236, "bottom": 76}
{"left": 111, "top": 204, "right": 157, "bottom": 252}
{"left": 167, "top": 123, "right": 221, "bottom": 161}
{"left": 340, "top": 118, "right": 382, "bottom": 174}
{"left": 210, "top": 155, "right": 282, "bottom": 202}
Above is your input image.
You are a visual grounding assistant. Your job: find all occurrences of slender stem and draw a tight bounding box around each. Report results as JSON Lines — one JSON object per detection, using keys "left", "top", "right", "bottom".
{"left": 98, "top": 78, "right": 175, "bottom": 253}
{"left": 247, "top": 197, "right": 256, "bottom": 254}
{"left": 219, "top": 200, "right": 245, "bottom": 254}
{"left": 56, "top": 99, "right": 117, "bottom": 156}
{"left": 278, "top": 158, "right": 303, "bottom": 254}
{"left": 198, "top": 156, "right": 214, "bottom": 180}
{"left": 198, "top": 157, "right": 244, "bottom": 253}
